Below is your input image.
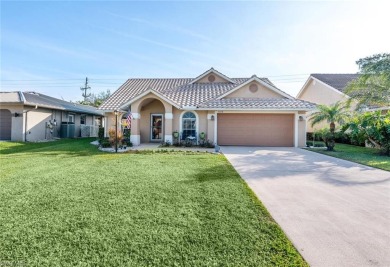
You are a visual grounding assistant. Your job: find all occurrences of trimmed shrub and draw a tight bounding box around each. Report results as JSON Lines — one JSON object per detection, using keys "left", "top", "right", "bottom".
{"left": 100, "top": 139, "right": 111, "bottom": 148}
{"left": 98, "top": 127, "right": 104, "bottom": 141}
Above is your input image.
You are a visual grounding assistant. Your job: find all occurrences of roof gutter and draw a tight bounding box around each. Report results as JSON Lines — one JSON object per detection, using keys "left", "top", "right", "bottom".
{"left": 19, "top": 91, "right": 26, "bottom": 103}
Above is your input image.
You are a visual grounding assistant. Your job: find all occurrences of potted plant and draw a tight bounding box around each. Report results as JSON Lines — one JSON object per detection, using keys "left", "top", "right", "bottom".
{"left": 173, "top": 131, "right": 179, "bottom": 139}
{"left": 199, "top": 132, "right": 206, "bottom": 140}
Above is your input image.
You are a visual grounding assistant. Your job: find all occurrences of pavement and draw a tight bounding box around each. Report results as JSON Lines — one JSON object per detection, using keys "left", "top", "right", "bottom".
{"left": 221, "top": 146, "right": 390, "bottom": 267}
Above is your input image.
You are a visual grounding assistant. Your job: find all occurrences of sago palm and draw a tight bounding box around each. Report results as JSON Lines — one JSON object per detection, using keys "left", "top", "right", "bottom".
{"left": 310, "top": 102, "right": 350, "bottom": 150}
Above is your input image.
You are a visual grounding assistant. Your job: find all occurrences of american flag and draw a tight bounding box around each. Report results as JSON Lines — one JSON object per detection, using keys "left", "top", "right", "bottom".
{"left": 126, "top": 113, "right": 132, "bottom": 129}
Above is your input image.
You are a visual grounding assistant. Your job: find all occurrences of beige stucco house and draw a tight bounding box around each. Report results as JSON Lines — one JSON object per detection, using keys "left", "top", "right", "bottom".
{"left": 296, "top": 74, "right": 361, "bottom": 133}
{"left": 0, "top": 91, "right": 104, "bottom": 141}
{"left": 100, "top": 68, "right": 315, "bottom": 147}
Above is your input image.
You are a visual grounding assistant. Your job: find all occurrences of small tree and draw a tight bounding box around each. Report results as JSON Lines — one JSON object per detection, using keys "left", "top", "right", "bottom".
{"left": 343, "top": 111, "right": 390, "bottom": 156}
{"left": 315, "top": 128, "right": 332, "bottom": 148}
{"left": 310, "top": 102, "right": 350, "bottom": 151}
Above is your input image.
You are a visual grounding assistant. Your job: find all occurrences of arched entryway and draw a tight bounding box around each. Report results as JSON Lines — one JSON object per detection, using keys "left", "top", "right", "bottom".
{"left": 0, "top": 109, "right": 12, "bottom": 140}
{"left": 139, "top": 98, "right": 165, "bottom": 143}
{"left": 129, "top": 93, "right": 173, "bottom": 145}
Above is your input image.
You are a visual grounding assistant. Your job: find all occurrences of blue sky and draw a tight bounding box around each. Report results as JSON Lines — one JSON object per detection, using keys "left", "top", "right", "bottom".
{"left": 1, "top": 1, "right": 389, "bottom": 101}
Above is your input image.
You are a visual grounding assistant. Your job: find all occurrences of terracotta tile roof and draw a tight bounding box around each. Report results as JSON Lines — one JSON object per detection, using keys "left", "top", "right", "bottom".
{"left": 162, "top": 78, "right": 248, "bottom": 107}
{"left": 100, "top": 78, "right": 192, "bottom": 110}
{"left": 311, "top": 73, "right": 360, "bottom": 92}
{"left": 99, "top": 77, "right": 286, "bottom": 110}
{"left": 199, "top": 98, "right": 316, "bottom": 109}
{"left": 190, "top": 67, "right": 237, "bottom": 84}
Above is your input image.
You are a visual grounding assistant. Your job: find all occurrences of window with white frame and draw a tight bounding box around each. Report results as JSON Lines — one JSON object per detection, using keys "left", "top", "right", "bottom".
{"left": 182, "top": 112, "right": 196, "bottom": 140}
{"left": 80, "top": 114, "right": 86, "bottom": 125}
{"left": 68, "top": 114, "right": 75, "bottom": 123}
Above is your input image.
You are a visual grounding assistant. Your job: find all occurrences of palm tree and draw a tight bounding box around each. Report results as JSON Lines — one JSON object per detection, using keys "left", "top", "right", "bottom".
{"left": 310, "top": 102, "right": 350, "bottom": 151}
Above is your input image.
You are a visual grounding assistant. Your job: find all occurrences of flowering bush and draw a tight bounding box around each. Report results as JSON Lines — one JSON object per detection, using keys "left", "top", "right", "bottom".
{"left": 108, "top": 127, "right": 123, "bottom": 146}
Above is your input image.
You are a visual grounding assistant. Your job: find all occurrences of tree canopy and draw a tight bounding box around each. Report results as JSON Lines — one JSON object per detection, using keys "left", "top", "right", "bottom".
{"left": 77, "top": 89, "right": 111, "bottom": 107}
{"left": 343, "top": 111, "right": 390, "bottom": 156}
{"left": 345, "top": 53, "right": 390, "bottom": 109}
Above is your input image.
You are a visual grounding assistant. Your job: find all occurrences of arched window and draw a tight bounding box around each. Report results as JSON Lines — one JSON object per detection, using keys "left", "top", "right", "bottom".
{"left": 182, "top": 112, "right": 196, "bottom": 140}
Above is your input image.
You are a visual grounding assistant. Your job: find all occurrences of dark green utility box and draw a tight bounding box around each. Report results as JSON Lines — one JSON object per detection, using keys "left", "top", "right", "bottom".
{"left": 60, "top": 122, "right": 75, "bottom": 138}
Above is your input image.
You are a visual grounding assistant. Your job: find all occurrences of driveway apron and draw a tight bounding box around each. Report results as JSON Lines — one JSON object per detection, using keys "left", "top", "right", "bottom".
{"left": 221, "top": 147, "right": 390, "bottom": 267}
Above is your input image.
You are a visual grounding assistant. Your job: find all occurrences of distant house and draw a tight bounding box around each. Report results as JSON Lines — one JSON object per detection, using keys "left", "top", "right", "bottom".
{"left": 297, "top": 73, "right": 389, "bottom": 133}
{"left": 297, "top": 74, "right": 358, "bottom": 133}
{"left": 99, "top": 68, "right": 315, "bottom": 147}
{"left": 0, "top": 91, "right": 104, "bottom": 141}
{"left": 297, "top": 74, "right": 359, "bottom": 105}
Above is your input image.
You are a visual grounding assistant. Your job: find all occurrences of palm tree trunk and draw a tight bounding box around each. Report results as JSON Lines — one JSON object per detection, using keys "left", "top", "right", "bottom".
{"left": 328, "top": 122, "right": 336, "bottom": 151}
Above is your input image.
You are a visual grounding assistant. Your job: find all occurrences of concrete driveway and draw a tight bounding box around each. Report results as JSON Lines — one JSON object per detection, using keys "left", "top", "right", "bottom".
{"left": 221, "top": 147, "right": 390, "bottom": 267}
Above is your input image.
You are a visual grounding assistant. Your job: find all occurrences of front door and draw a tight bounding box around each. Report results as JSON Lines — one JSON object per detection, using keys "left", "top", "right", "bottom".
{"left": 150, "top": 114, "right": 163, "bottom": 142}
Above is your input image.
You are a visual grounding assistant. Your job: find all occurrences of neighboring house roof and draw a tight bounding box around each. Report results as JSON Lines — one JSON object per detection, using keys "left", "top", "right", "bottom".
{"left": 310, "top": 73, "right": 360, "bottom": 93}
{"left": 0, "top": 91, "right": 24, "bottom": 103}
{"left": 0, "top": 91, "right": 104, "bottom": 116}
{"left": 199, "top": 98, "right": 316, "bottom": 110}
{"left": 298, "top": 73, "right": 389, "bottom": 111}
{"left": 99, "top": 68, "right": 312, "bottom": 111}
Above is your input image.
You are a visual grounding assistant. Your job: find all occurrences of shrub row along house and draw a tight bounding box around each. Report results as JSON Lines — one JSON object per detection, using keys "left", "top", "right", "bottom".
{"left": 99, "top": 68, "right": 315, "bottom": 147}
{"left": 0, "top": 91, "right": 104, "bottom": 141}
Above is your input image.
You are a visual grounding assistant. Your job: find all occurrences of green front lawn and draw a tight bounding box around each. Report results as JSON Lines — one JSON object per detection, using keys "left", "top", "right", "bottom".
{"left": 0, "top": 139, "right": 306, "bottom": 266}
{"left": 307, "top": 143, "right": 390, "bottom": 171}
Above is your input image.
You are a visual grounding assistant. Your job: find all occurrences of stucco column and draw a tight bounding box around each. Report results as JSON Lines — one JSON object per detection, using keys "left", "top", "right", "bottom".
{"left": 131, "top": 112, "right": 141, "bottom": 146}
{"left": 207, "top": 112, "right": 216, "bottom": 143}
{"left": 164, "top": 109, "right": 173, "bottom": 144}
{"left": 298, "top": 111, "right": 306, "bottom": 147}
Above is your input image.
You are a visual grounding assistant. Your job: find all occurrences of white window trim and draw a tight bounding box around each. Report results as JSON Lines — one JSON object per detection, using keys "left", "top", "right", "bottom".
{"left": 80, "top": 114, "right": 86, "bottom": 125}
{"left": 179, "top": 110, "right": 199, "bottom": 139}
{"left": 68, "top": 114, "right": 75, "bottom": 123}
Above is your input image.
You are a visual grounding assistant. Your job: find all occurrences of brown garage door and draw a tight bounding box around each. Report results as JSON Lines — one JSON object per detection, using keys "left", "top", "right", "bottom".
{"left": 217, "top": 113, "right": 294, "bottom": 146}
{"left": 0, "top": 109, "right": 12, "bottom": 140}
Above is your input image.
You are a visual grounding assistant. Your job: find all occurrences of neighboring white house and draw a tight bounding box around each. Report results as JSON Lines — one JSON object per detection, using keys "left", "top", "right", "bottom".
{"left": 0, "top": 91, "right": 104, "bottom": 141}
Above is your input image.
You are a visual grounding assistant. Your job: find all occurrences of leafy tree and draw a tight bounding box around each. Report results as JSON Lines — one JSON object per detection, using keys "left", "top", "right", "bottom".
{"left": 77, "top": 89, "right": 111, "bottom": 107}
{"left": 343, "top": 111, "right": 390, "bottom": 156}
{"left": 310, "top": 102, "right": 350, "bottom": 151}
{"left": 345, "top": 53, "right": 390, "bottom": 109}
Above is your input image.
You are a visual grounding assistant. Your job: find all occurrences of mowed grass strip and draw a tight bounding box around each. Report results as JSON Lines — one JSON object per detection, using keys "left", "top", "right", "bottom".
{"left": 307, "top": 143, "right": 390, "bottom": 171}
{"left": 0, "top": 139, "right": 307, "bottom": 266}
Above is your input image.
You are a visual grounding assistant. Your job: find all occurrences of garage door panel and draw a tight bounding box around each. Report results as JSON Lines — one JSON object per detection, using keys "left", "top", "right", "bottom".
{"left": 217, "top": 113, "right": 294, "bottom": 146}
{"left": 0, "top": 109, "right": 12, "bottom": 140}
